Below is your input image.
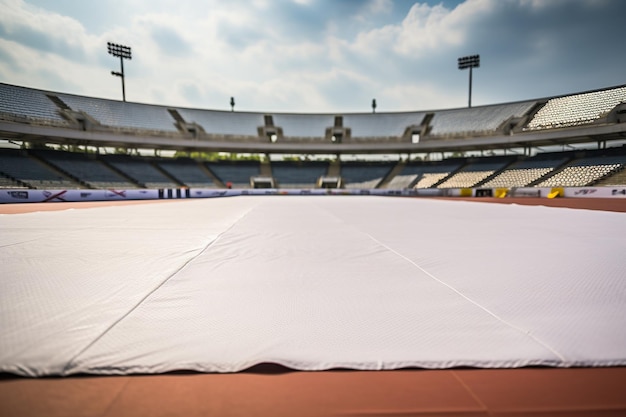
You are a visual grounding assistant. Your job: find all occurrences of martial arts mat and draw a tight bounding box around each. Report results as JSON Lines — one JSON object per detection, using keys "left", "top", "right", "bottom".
{"left": 1, "top": 196, "right": 625, "bottom": 377}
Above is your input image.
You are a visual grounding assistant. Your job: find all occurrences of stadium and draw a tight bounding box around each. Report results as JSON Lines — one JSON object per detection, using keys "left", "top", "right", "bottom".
{"left": 1, "top": 80, "right": 626, "bottom": 416}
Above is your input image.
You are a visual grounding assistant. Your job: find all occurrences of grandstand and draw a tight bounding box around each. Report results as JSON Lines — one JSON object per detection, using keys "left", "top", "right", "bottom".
{"left": 1, "top": 82, "right": 626, "bottom": 190}
{"left": 525, "top": 86, "right": 626, "bottom": 130}
{"left": 2, "top": 82, "right": 626, "bottom": 417}
{"left": 436, "top": 157, "right": 514, "bottom": 189}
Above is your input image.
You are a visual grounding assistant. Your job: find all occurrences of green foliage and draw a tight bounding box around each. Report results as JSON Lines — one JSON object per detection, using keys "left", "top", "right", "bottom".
{"left": 173, "top": 151, "right": 262, "bottom": 161}
{"left": 26, "top": 141, "right": 53, "bottom": 150}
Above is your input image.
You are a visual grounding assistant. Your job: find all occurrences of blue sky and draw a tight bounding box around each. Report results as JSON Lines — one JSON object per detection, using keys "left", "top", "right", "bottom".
{"left": 0, "top": 0, "right": 624, "bottom": 113}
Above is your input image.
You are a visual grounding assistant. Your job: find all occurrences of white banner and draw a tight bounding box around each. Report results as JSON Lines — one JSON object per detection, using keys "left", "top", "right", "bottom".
{"left": 2, "top": 186, "right": 624, "bottom": 204}
{"left": 564, "top": 187, "right": 626, "bottom": 198}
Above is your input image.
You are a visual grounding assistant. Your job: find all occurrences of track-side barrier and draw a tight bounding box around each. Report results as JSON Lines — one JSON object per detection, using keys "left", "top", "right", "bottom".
{"left": 1, "top": 186, "right": 624, "bottom": 204}
{"left": 548, "top": 187, "right": 565, "bottom": 199}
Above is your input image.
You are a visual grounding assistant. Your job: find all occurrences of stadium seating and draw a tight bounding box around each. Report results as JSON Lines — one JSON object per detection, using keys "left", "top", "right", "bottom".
{"left": 272, "top": 114, "right": 334, "bottom": 138}
{"left": 100, "top": 154, "right": 179, "bottom": 189}
{"left": 385, "top": 174, "right": 418, "bottom": 189}
{"left": 436, "top": 158, "right": 514, "bottom": 189}
{"left": 176, "top": 109, "right": 264, "bottom": 137}
{"left": 481, "top": 168, "right": 552, "bottom": 188}
{"left": 393, "top": 161, "right": 463, "bottom": 189}
{"left": 0, "top": 83, "right": 68, "bottom": 125}
{"left": 33, "top": 150, "right": 137, "bottom": 189}
{"left": 2, "top": 82, "right": 626, "bottom": 190}
{"left": 0, "top": 174, "right": 26, "bottom": 189}
{"left": 479, "top": 155, "right": 570, "bottom": 188}
{"left": 157, "top": 159, "right": 219, "bottom": 188}
{"left": 535, "top": 155, "right": 625, "bottom": 187}
{"left": 206, "top": 161, "right": 261, "bottom": 188}
{"left": 0, "top": 149, "right": 79, "bottom": 189}
{"left": 57, "top": 94, "right": 179, "bottom": 133}
{"left": 2, "top": 146, "right": 625, "bottom": 190}
{"left": 595, "top": 166, "right": 626, "bottom": 186}
{"left": 271, "top": 161, "right": 329, "bottom": 188}
{"left": 343, "top": 112, "right": 425, "bottom": 138}
{"left": 526, "top": 86, "right": 626, "bottom": 130}
{"left": 340, "top": 162, "right": 394, "bottom": 188}
{"left": 428, "top": 101, "right": 536, "bottom": 137}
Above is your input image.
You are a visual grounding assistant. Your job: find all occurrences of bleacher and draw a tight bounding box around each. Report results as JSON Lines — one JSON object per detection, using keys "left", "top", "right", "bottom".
{"left": 343, "top": 112, "right": 425, "bottom": 138}
{"left": 157, "top": 159, "right": 218, "bottom": 188}
{"left": 402, "top": 162, "right": 464, "bottom": 189}
{"left": 2, "top": 82, "right": 625, "bottom": 144}
{"left": 206, "top": 161, "right": 261, "bottom": 188}
{"left": 481, "top": 156, "right": 570, "bottom": 188}
{"left": 0, "top": 83, "right": 68, "bottom": 125}
{"left": 1, "top": 82, "right": 626, "bottom": 191}
{"left": 176, "top": 109, "right": 264, "bottom": 137}
{"left": 0, "top": 149, "right": 79, "bottom": 189}
{"left": 271, "top": 161, "right": 328, "bottom": 188}
{"left": 1, "top": 146, "right": 626, "bottom": 190}
{"left": 273, "top": 114, "right": 334, "bottom": 138}
{"left": 428, "top": 101, "right": 536, "bottom": 137}
{"left": 33, "top": 150, "right": 136, "bottom": 189}
{"left": 436, "top": 158, "right": 514, "bottom": 189}
{"left": 383, "top": 162, "right": 428, "bottom": 189}
{"left": 101, "top": 155, "right": 178, "bottom": 189}
{"left": 57, "top": 94, "right": 179, "bottom": 133}
{"left": 340, "top": 162, "right": 395, "bottom": 189}
{"left": 385, "top": 174, "right": 418, "bottom": 189}
{"left": 526, "top": 86, "right": 626, "bottom": 130}
{"left": 0, "top": 174, "right": 26, "bottom": 189}
{"left": 535, "top": 154, "right": 625, "bottom": 187}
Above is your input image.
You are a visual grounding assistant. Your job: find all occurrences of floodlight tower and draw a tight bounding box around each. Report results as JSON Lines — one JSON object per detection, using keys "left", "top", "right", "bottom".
{"left": 458, "top": 54, "right": 480, "bottom": 108}
{"left": 107, "top": 42, "right": 132, "bottom": 102}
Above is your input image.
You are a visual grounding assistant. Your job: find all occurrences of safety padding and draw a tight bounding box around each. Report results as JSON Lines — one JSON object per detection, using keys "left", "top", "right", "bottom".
{"left": 460, "top": 188, "right": 473, "bottom": 197}
{"left": 495, "top": 188, "right": 509, "bottom": 198}
{"left": 0, "top": 188, "right": 445, "bottom": 204}
{"left": 158, "top": 188, "right": 191, "bottom": 199}
{"left": 548, "top": 187, "right": 564, "bottom": 199}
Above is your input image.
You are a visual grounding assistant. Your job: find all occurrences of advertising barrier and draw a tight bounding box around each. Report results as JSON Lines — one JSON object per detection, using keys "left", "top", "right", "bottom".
{"left": 1, "top": 189, "right": 160, "bottom": 204}
{"left": 1, "top": 186, "right": 624, "bottom": 204}
{"left": 564, "top": 187, "right": 626, "bottom": 198}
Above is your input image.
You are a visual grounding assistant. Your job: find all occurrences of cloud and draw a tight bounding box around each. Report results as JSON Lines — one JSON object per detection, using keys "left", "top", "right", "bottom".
{"left": 149, "top": 25, "right": 193, "bottom": 57}
{"left": 0, "top": 0, "right": 625, "bottom": 113}
{"left": 0, "top": 0, "right": 92, "bottom": 60}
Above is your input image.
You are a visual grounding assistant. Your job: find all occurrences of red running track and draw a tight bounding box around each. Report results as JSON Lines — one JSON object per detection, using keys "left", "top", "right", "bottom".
{"left": 1, "top": 197, "right": 625, "bottom": 417}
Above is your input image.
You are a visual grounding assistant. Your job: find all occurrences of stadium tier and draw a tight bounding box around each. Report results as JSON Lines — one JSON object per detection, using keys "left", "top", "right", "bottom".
{"left": 3, "top": 147, "right": 623, "bottom": 190}
{"left": 2, "top": 80, "right": 626, "bottom": 417}
{"left": 525, "top": 86, "right": 626, "bottom": 130}
{"left": 427, "top": 101, "right": 536, "bottom": 137}
{"left": 176, "top": 107, "right": 264, "bottom": 137}
{"left": 271, "top": 161, "right": 329, "bottom": 188}
{"left": 1, "top": 82, "right": 626, "bottom": 189}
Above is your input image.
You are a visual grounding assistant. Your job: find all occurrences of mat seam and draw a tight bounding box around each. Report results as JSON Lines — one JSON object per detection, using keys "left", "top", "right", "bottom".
{"left": 363, "top": 232, "right": 569, "bottom": 363}
{"left": 60, "top": 202, "right": 259, "bottom": 375}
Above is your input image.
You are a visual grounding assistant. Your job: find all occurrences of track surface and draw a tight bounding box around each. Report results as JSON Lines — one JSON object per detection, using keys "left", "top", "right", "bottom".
{"left": 1, "top": 196, "right": 625, "bottom": 417}
{"left": 448, "top": 197, "right": 626, "bottom": 212}
{"left": 2, "top": 196, "right": 626, "bottom": 214}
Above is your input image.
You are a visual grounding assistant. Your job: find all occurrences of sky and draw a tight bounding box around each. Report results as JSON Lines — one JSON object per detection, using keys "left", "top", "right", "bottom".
{"left": 0, "top": 0, "right": 625, "bottom": 114}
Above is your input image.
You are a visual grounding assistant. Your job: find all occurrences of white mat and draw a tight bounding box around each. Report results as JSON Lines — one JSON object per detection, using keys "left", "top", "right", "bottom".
{"left": 1, "top": 196, "right": 625, "bottom": 376}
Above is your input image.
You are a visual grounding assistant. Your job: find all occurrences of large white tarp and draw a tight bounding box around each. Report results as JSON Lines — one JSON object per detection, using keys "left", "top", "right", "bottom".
{"left": 1, "top": 196, "right": 625, "bottom": 376}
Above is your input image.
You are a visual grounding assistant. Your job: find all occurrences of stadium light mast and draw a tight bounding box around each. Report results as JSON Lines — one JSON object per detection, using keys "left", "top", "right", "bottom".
{"left": 107, "top": 42, "right": 132, "bottom": 102}
{"left": 458, "top": 54, "right": 480, "bottom": 108}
